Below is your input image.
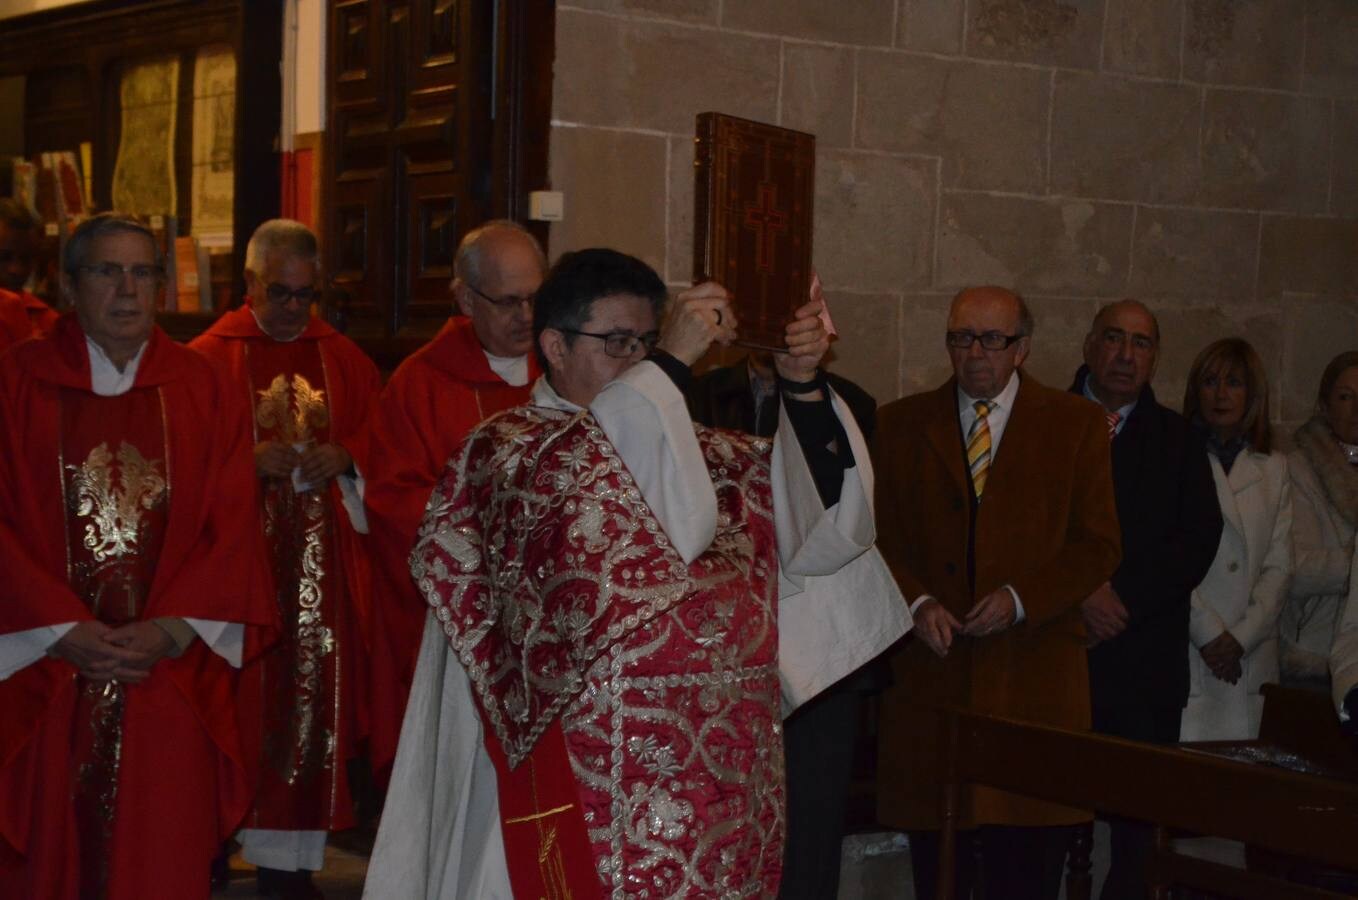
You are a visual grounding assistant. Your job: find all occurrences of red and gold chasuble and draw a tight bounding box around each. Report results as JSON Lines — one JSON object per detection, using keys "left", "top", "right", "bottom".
{"left": 244, "top": 340, "right": 351, "bottom": 831}
{"left": 414, "top": 406, "right": 784, "bottom": 898}
{"left": 60, "top": 386, "right": 169, "bottom": 899}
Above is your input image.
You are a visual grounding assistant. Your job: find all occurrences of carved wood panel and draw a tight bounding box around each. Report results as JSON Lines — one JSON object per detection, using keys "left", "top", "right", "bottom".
{"left": 326, "top": 0, "right": 509, "bottom": 341}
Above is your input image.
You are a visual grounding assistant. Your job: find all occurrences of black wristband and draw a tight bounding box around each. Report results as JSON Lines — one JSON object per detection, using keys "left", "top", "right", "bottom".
{"left": 776, "top": 370, "right": 825, "bottom": 396}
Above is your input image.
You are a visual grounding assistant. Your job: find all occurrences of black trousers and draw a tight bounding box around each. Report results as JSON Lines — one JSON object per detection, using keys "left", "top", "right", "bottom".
{"left": 908, "top": 824, "right": 1071, "bottom": 900}
{"left": 1090, "top": 702, "right": 1182, "bottom": 900}
{"left": 776, "top": 682, "right": 862, "bottom": 900}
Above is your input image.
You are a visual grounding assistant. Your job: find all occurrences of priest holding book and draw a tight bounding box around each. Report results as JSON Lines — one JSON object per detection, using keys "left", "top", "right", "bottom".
{"left": 366, "top": 248, "right": 908, "bottom": 898}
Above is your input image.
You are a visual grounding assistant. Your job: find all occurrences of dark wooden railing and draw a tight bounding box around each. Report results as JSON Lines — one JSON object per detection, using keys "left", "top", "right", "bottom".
{"left": 936, "top": 700, "right": 1358, "bottom": 899}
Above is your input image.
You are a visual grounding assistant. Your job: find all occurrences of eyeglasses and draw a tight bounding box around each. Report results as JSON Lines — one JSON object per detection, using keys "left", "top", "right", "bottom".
{"left": 946, "top": 331, "right": 1024, "bottom": 351}
{"left": 264, "top": 282, "right": 318, "bottom": 306}
{"left": 560, "top": 328, "right": 660, "bottom": 359}
{"left": 77, "top": 262, "right": 165, "bottom": 289}
{"left": 465, "top": 281, "right": 534, "bottom": 310}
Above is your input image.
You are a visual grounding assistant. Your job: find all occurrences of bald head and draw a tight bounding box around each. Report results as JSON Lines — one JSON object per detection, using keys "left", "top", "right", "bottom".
{"left": 1083, "top": 298, "right": 1158, "bottom": 410}
{"left": 946, "top": 286, "right": 1032, "bottom": 399}
{"left": 452, "top": 221, "right": 547, "bottom": 358}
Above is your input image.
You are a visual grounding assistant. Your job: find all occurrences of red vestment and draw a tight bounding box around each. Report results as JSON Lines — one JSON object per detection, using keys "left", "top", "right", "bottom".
{"left": 0, "top": 290, "right": 32, "bottom": 353}
{"left": 0, "top": 314, "right": 276, "bottom": 900}
{"left": 363, "top": 315, "right": 537, "bottom": 775}
{"left": 191, "top": 306, "right": 380, "bottom": 833}
{"left": 18, "top": 289, "right": 59, "bottom": 336}
{"left": 413, "top": 405, "right": 784, "bottom": 898}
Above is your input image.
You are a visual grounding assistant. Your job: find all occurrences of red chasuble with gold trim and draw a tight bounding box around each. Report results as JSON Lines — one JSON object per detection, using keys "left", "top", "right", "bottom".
{"left": 0, "top": 315, "right": 276, "bottom": 900}
{"left": 412, "top": 405, "right": 784, "bottom": 898}
{"left": 363, "top": 315, "right": 538, "bottom": 778}
{"left": 191, "top": 305, "right": 380, "bottom": 833}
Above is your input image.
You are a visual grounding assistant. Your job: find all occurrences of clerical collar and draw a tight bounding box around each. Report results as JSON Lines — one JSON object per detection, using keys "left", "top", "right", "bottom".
{"left": 1081, "top": 375, "right": 1137, "bottom": 434}
{"left": 484, "top": 349, "right": 529, "bottom": 386}
{"left": 86, "top": 336, "right": 148, "bottom": 397}
{"left": 249, "top": 304, "right": 304, "bottom": 342}
{"left": 532, "top": 375, "right": 579, "bottom": 413}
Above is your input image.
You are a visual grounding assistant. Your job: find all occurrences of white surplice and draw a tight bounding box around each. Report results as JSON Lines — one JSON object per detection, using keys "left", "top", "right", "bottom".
{"left": 363, "top": 360, "right": 910, "bottom": 899}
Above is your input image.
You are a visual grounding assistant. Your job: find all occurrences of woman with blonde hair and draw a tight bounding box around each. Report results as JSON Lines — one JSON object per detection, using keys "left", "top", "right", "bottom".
{"left": 1281, "top": 351, "right": 1358, "bottom": 690}
{"left": 1179, "top": 338, "right": 1293, "bottom": 740}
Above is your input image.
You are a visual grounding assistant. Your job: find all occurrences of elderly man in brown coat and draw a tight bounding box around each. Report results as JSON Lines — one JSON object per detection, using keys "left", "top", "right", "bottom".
{"left": 873, "top": 286, "right": 1122, "bottom": 900}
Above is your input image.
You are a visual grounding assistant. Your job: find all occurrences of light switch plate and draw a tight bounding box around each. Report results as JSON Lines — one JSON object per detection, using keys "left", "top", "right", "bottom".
{"left": 529, "top": 190, "right": 565, "bottom": 221}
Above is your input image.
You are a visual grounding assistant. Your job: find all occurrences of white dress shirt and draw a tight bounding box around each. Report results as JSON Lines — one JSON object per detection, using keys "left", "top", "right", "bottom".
{"left": 910, "top": 371, "right": 1027, "bottom": 620}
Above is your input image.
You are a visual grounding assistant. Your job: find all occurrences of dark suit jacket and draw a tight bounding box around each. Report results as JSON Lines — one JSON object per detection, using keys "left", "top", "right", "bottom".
{"left": 873, "top": 371, "right": 1122, "bottom": 829}
{"left": 1069, "top": 366, "right": 1223, "bottom": 713}
{"left": 686, "top": 361, "right": 877, "bottom": 442}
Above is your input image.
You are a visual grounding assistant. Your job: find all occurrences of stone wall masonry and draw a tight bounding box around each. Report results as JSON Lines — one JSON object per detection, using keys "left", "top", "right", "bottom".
{"left": 549, "top": 0, "right": 1358, "bottom": 432}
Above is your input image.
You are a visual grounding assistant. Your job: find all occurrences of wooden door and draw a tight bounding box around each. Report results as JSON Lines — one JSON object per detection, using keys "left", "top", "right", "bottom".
{"left": 325, "top": 0, "right": 552, "bottom": 347}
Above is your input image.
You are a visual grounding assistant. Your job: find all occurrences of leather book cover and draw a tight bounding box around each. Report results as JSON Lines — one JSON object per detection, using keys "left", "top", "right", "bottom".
{"left": 693, "top": 112, "right": 814, "bottom": 352}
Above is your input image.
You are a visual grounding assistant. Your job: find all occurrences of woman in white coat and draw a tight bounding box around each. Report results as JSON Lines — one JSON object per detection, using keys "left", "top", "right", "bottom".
{"left": 1281, "top": 352, "right": 1358, "bottom": 689}
{"left": 1180, "top": 338, "right": 1293, "bottom": 741}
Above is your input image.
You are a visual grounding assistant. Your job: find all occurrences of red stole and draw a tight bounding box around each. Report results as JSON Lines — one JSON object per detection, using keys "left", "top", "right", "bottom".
{"left": 242, "top": 338, "right": 354, "bottom": 831}
{"left": 60, "top": 386, "right": 170, "bottom": 898}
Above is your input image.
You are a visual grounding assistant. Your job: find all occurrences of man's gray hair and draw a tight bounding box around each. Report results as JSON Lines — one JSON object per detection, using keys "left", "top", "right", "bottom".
{"left": 453, "top": 219, "right": 546, "bottom": 286}
{"left": 245, "top": 218, "right": 319, "bottom": 277}
{"left": 63, "top": 213, "right": 161, "bottom": 275}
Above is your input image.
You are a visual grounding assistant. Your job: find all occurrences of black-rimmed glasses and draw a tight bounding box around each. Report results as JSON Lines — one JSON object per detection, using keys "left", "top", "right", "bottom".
{"left": 465, "top": 281, "right": 534, "bottom": 310}
{"left": 560, "top": 328, "right": 660, "bottom": 358}
{"left": 264, "top": 283, "right": 318, "bottom": 306}
{"left": 946, "top": 331, "right": 1024, "bottom": 351}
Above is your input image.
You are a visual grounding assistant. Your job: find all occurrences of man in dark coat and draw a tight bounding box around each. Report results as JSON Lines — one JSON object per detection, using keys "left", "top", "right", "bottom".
{"left": 1070, "top": 299, "right": 1223, "bottom": 900}
{"left": 687, "top": 351, "right": 877, "bottom": 900}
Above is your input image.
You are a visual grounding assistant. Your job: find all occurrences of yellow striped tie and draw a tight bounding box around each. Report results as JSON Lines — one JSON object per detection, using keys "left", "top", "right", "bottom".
{"left": 967, "top": 400, "right": 994, "bottom": 499}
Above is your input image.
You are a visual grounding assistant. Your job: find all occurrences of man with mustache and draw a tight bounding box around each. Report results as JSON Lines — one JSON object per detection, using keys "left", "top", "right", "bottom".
{"left": 1070, "top": 299, "right": 1222, "bottom": 900}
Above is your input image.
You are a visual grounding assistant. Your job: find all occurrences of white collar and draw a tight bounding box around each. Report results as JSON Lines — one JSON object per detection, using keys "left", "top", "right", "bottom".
{"left": 1082, "top": 376, "right": 1138, "bottom": 422}
{"left": 249, "top": 306, "right": 305, "bottom": 342}
{"left": 86, "top": 336, "right": 149, "bottom": 397}
{"left": 531, "top": 375, "right": 580, "bottom": 413}
{"left": 957, "top": 369, "right": 1020, "bottom": 413}
{"left": 483, "top": 348, "right": 530, "bottom": 387}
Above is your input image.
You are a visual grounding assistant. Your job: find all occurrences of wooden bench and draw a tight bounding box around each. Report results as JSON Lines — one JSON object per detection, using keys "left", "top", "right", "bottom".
{"left": 935, "top": 700, "right": 1358, "bottom": 899}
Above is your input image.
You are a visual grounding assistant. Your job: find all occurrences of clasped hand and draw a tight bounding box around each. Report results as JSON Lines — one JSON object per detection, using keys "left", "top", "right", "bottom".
{"left": 1082, "top": 581, "right": 1129, "bottom": 647}
{"left": 913, "top": 588, "right": 1017, "bottom": 658}
{"left": 255, "top": 440, "right": 352, "bottom": 484}
{"left": 51, "top": 620, "right": 176, "bottom": 684}
{"left": 1199, "top": 630, "right": 1244, "bottom": 684}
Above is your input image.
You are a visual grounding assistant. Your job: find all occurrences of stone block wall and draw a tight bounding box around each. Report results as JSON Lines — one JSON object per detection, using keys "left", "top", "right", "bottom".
{"left": 548, "top": 0, "right": 1358, "bottom": 428}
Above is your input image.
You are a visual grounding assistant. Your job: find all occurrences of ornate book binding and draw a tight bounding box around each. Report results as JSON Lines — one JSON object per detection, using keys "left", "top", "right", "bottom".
{"left": 692, "top": 112, "right": 815, "bottom": 352}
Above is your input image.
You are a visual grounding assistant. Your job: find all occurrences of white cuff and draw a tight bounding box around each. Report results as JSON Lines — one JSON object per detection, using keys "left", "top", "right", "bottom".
{"left": 1004, "top": 584, "right": 1026, "bottom": 623}
{"left": 909, "top": 594, "right": 934, "bottom": 615}
{"left": 0, "top": 622, "right": 77, "bottom": 680}
{"left": 337, "top": 470, "right": 368, "bottom": 534}
{"left": 183, "top": 619, "right": 245, "bottom": 668}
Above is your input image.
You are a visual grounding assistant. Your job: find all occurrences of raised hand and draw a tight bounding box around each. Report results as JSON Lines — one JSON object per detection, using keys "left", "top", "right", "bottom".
{"left": 656, "top": 281, "right": 737, "bottom": 366}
